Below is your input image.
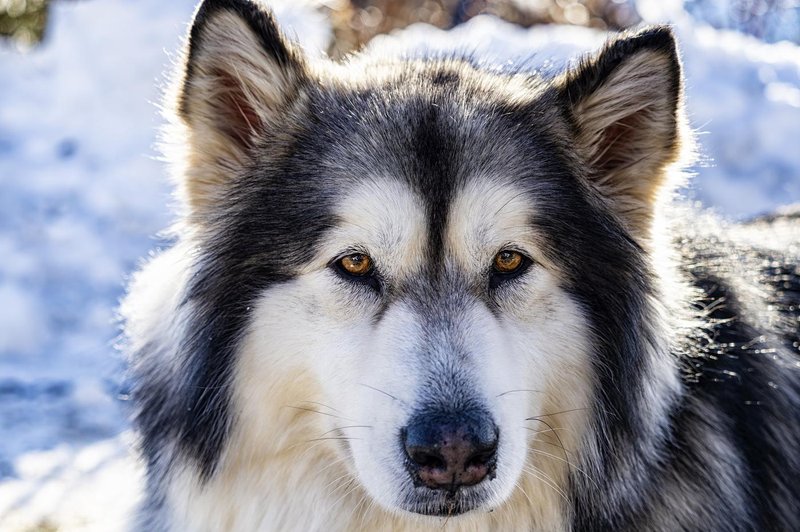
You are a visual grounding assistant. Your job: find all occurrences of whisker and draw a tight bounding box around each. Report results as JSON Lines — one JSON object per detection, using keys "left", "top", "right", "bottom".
{"left": 284, "top": 405, "right": 350, "bottom": 420}
{"left": 305, "top": 436, "right": 362, "bottom": 443}
{"left": 289, "top": 436, "right": 335, "bottom": 458}
{"left": 318, "top": 425, "right": 373, "bottom": 437}
{"left": 523, "top": 426, "right": 566, "bottom": 435}
{"left": 290, "top": 435, "right": 359, "bottom": 463}
{"left": 301, "top": 400, "right": 343, "bottom": 414}
{"left": 522, "top": 465, "right": 569, "bottom": 503}
{"left": 358, "top": 383, "right": 406, "bottom": 405}
{"left": 359, "top": 496, "right": 378, "bottom": 530}
{"left": 528, "top": 417, "right": 573, "bottom": 488}
{"left": 350, "top": 493, "right": 370, "bottom": 527}
{"left": 496, "top": 388, "right": 543, "bottom": 398}
{"left": 525, "top": 407, "right": 588, "bottom": 420}
{"left": 321, "top": 470, "right": 352, "bottom": 494}
{"left": 527, "top": 433, "right": 576, "bottom": 456}
{"left": 514, "top": 478, "right": 535, "bottom": 509}
{"left": 529, "top": 447, "right": 596, "bottom": 486}
{"left": 326, "top": 478, "right": 362, "bottom": 515}
{"left": 442, "top": 497, "right": 457, "bottom": 527}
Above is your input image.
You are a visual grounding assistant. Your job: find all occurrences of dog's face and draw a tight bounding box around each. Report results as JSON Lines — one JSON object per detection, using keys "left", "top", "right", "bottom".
{"left": 239, "top": 155, "right": 596, "bottom": 516}
{"left": 164, "top": 0, "right": 683, "bottom": 520}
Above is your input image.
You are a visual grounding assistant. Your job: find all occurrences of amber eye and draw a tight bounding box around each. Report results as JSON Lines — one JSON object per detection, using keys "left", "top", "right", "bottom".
{"left": 337, "top": 253, "right": 373, "bottom": 276}
{"left": 493, "top": 250, "right": 524, "bottom": 274}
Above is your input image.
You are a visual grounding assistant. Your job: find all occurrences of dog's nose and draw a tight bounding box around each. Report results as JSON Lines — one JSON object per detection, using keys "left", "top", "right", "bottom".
{"left": 403, "top": 411, "right": 498, "bottom": 491}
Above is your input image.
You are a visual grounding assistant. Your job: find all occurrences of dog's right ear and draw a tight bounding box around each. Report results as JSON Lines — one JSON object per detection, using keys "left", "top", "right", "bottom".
{"left": 172, "top": 0, "right": 307, "bottom": 216}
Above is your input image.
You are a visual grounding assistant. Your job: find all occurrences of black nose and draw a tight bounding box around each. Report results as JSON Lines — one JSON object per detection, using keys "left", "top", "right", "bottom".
{"left": 403, "top": 411, "right": 498, "bottom": 491}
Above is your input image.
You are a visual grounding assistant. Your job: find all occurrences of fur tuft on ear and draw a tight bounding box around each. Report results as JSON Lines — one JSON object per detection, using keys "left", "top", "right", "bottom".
{"left": 557, "top": 26, "right": 688, "bottom": 235}
{"left": 170, "top": 0, "right": 307, "bottom": 216}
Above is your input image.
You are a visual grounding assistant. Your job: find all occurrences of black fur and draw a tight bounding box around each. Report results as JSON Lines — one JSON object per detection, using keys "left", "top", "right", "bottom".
{"left": 673, "top": 217, "right": 800, "bottom": 531}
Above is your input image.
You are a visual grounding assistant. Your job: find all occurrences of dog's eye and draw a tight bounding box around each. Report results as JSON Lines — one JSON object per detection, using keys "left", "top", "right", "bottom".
{"left": 332, "top": 252, "right": 381, "bottom": 292}
{"left": 493, "top": 250, "right": 524, "bottom": 274}
{"left": 336, "top": 253, "right": 374, "bottom": 277}
{"left": 490, "top": 250, "right": 531, "bottom": 289}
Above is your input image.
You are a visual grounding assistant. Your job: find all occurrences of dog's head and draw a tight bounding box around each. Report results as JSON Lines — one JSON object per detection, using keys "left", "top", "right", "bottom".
{"left": 157, "top": 0, "right": 685, "bottom": 520}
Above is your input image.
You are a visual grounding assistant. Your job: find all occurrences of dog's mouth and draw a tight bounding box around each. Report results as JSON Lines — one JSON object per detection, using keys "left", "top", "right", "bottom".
{"left": 399, "top": 486, "right": 491, "bottom": 516}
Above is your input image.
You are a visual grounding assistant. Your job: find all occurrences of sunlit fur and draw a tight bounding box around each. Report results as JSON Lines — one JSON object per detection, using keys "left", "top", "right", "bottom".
{"left": 123, "top": 1, "right": 800, "bottom": 530}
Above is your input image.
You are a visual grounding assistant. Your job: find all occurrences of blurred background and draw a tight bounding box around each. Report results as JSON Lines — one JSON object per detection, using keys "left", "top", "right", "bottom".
{"left": 1, "top": 0, "right": 799, "bottom": 530}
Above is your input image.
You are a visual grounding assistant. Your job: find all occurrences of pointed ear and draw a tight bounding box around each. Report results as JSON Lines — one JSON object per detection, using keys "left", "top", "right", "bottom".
{"left": 556, "top": 26, "right": 687, "bottom": 235}
{"left": 171, "top": 0, "right": 307, "bottom": 215}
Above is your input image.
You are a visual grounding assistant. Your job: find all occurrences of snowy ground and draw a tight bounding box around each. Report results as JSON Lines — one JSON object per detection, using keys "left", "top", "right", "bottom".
{"left": 1, "top": 0, "right": 799, "bottom": 529}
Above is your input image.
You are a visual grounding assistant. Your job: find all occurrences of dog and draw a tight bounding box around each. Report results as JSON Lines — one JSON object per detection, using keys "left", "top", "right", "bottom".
{"left": 121, "top": 0, "right": 800, "bottom": 529}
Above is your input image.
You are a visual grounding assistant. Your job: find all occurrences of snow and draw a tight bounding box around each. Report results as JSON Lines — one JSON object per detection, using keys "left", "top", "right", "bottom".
{"left": 0, "top": 434, "right": 143, "bottom": 531}
{"left": 1, "top": 0, "right": 799, "bottom": 529}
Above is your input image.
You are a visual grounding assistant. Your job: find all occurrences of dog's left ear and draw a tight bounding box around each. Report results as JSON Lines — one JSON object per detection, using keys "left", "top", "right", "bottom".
{"left": 556, "top": 26, "right": 686, "bottom": 235}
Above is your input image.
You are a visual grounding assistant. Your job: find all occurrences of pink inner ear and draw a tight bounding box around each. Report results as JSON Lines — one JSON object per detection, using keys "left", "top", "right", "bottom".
{"left": 211, "top": 68, "right": 263, "bottom": 150}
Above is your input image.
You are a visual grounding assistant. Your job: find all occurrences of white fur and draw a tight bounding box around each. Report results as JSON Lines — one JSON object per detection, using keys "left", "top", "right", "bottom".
{"left": 142, "top": 175, "right": 599, "bottom": 530}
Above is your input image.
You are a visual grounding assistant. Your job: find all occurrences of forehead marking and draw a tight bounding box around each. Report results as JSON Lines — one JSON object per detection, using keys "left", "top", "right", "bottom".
{"left": 315, "top": 178, "right": 428, "bottom": 279}
{"left": 445, "top": 177, "right": 539, "bottom": 272}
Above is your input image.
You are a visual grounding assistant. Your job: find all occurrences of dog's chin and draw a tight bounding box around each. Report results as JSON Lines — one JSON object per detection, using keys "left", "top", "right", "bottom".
{"left": 395, "top": 486, "right": 495, "bottom": 517}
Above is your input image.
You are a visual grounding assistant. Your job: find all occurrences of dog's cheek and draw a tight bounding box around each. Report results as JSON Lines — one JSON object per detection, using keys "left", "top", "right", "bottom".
{"left": 254, "top": 272, "right": 417, "bottom": 488}
{"left": 296, "top": 274, "right": 396, "bottom": 413}
{"left": 491, "top": 270, "right": 595, "bottom": 493}
{"left": 230, "top": 280, "right": 337, "bottom": 456}
{"left": 225, "top": 274, "right": 365, "bottom": 450}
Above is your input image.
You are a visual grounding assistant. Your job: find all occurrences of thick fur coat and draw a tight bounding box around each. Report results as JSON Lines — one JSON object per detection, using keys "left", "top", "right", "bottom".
{"left": 122, "top": 0, "right": 800, "bottom": 530}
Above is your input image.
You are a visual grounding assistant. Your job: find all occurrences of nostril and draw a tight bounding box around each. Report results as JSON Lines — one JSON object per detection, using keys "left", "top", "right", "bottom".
{"left": 465, "top": 448, "right": 496, "bottom": 470}
{"left": 470, "top": 430, "right": 499, "bottom": 463}
{"left": 402, "top": 414, "right": 499, "bottom": 491}
{"left": 409, "top": 449, "right": 445, "bottom": 470}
